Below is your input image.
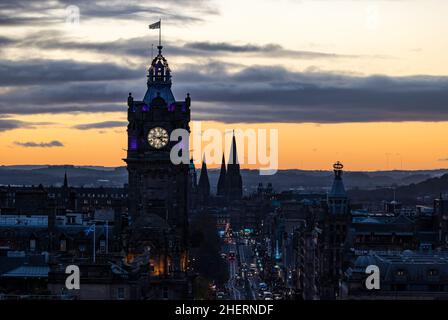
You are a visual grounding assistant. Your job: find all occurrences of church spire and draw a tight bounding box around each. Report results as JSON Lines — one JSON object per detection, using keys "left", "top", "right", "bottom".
{"left": 63, "top": 171, "right": 68, "bottom": 189}
{"left": 198, "top": 155, "right": 210, "bottom": 199}
{"left": 229, "top": 130, "right": 239, "bottom": 166}
{"left": 217, "top": 153, "right": 227, "bottom": 196}
{"left": 225, "top": 131, "right": 243, "bottom": 200}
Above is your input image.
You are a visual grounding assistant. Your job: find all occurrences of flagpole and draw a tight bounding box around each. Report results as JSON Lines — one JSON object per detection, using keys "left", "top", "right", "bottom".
{"left": 159, "top": 19, "right": 161, "bottom": 47}
{"left": 93, "top": 223, "right": 96, "bottom": 263}
{"left": 105, "top": 221, "right": 109, "bottom": 254}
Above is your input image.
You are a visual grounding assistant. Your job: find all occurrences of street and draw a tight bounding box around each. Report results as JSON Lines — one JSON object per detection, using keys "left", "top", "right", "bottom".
{"left": 221, "top": 235, "right": 265, "bottom": 300}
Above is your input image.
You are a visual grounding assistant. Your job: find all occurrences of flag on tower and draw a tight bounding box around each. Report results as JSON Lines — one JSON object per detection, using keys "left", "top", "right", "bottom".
{"left": 84, "top": 224, "right": 95, "bottom": 235}
{"left": 149, "top": 21, "right": 161, "bottom": 29}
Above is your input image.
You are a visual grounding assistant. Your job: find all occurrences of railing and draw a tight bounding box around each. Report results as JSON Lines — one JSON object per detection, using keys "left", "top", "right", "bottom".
{"left": 0, "top": 216, "right": 47, "bottom": 226}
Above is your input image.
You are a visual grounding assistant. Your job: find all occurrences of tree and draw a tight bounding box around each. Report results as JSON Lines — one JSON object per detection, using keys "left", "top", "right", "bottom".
{"left": 190, "top": 213, "right": 229, "bottom": 286}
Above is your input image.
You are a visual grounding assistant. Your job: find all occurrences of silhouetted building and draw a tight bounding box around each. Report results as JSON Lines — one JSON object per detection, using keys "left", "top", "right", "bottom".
{"left": 217, "top": 154, "right": 227, "bottom": 197}
{"left": 225, "top": 133, "right": 243, "bottom": 201}
{"left": 434, "top": 196, "right": 448, "bottom": 247}
{"left": 198, "top": 156, "right": 210, "bottom": 202}
{"left": 123, "top": 43, "right": 190, "bottom": 299}
{"left": 321, "top": 161, "right": 351, "bottom": 299}
{"left": 342, "top": 251, "right": 448, "bottom": 299}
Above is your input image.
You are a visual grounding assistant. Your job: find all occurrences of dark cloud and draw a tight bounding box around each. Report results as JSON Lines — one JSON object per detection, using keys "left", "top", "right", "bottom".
{"left": 0, "top": 0, "right": 215, "bottom": 26}
{"left": 184, "top": 42, "right": 356, "bottom": 59}
{"left": 173, "top": 64, "right": 448, "bottom": 123}
{"left": 0, "top": 59, "right": 447, "bottom": 124}
{"left": 0, "top": 1, "right": 59, "bottom": 25}
{"left": 0, "top": 80, "right": 138, "bottom": 107}
{"left": 0, "top": 119, "right": 51, "bottom": 132}
{"left": 73, "top": 121, "right": 127, "bottom": 130}
{"left": 0, "top": 59, "right": 141, "bottom": 86}
{"left": 0, "top": 104, "right": 125, "bottom": 115}
{"left": 59, "top": 0, "right": 209, "bottom": 23}
{"left": 5, "top": 31, "right": 358, "bottom": 61}
{"left": 0, "top": 119, "right": 28, "bottom": 132}
{"left": 14, "top": 140, "right": 64, "bottom": 148}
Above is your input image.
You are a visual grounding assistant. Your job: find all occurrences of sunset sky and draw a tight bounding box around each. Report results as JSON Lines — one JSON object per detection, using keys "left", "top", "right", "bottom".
{"left": 0, "top": 0, "right": 447, "bottom": 171}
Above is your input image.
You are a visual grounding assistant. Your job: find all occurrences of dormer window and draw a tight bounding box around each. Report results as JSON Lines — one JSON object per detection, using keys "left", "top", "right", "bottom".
{"left": 428, "top": 269, "right": 439, "bottom": 276}
{"left": 396, "top": 269, "right": 406, "bottom": 276}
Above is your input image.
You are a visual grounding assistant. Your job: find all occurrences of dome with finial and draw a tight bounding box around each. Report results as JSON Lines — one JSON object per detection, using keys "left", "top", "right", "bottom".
{"left": 333, "top": 161, "right": 344, "bottom": 171}
{"left": 148, "top": 46, "right": 171, "bottom": 84}
{"left": 144, "top": 45, "right": 175, "bottom": 105}
{"left": 329, "top": 161, "right": 347, "bottom": 198}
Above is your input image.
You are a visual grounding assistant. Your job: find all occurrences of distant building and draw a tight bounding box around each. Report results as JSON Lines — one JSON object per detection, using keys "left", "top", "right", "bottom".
{"left": 225, "top": 133, "right": 243, "bottom": 201}
{"left": 343, "top": 250, "right": 448, "bottom": 299}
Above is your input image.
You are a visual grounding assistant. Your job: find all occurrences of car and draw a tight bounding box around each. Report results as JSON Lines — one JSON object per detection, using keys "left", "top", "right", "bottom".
{"left": 216, "top": 291, "right": 225, "bottom": 300}
{"left": 258, "top": 282, "right": 268, "bottom": 291}
{"left": 263, "top": 291, "right": 273, "bottom": 300}
{"left": 228, "top": 251, "right": 236, "bottom": 261}
{"left": 273, "top": 293, "right": 282, "bottom": 300}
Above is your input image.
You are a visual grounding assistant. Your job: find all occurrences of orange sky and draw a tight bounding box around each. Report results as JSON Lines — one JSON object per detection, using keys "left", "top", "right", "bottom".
{"left": 1, "top": 115, "right": 448, "bottom": 171}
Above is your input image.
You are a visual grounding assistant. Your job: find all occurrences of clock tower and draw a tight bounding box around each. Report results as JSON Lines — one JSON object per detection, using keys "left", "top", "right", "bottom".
{"left": 124, "top": 44, "right": 191, "bottom": 299}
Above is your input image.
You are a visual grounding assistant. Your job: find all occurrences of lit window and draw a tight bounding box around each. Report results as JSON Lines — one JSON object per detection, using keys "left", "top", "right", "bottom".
{"left": 428, "top": 269, "right": 439, "bottom": 276}
{"left": 396, "top": 269, "right": 406, "bottom": 276}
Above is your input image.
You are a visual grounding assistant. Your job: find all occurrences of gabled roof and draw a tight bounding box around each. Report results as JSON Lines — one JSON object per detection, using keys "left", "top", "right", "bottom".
{"left": 390, "top": 213, "right": 415, "bottom": 225}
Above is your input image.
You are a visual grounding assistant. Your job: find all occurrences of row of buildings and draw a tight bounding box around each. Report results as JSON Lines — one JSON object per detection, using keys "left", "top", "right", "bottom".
{"left": 258, "top": 162, "right": 448, "bottom": 300}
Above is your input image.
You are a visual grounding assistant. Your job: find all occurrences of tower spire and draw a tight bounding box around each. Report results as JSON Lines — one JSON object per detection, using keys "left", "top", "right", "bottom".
{"left": 225, "top": 131, "right": 242, "bottom": 200}
{"left": 63, "top": 171, "right": 68, "bottom": 188}
{"left": 230, "top": 131, "right": 239, "bottom": 165}
{"left": 217, "top": 153, "right": 227, "bottom": 196}
{"left": 198, "top": 155, "right": 210, "bottom": 199}
{"left": 328, "top": 161, "right": 348, "bottom": 215}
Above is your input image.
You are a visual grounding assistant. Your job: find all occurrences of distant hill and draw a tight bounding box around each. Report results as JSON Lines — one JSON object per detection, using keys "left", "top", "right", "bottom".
{"left": 348, "top": 173, "right": 448, "bottom": 204}
{"left": 0, "top": 165, "right": 127, "bottom": 188}
{"left": 0, "top": 165, "right": 446, "bottom": 193}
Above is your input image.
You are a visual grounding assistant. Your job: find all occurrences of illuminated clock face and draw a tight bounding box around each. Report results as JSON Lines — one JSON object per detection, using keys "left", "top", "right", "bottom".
{"left": 148, "top": 127, "right": 169, "bottom": 149}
